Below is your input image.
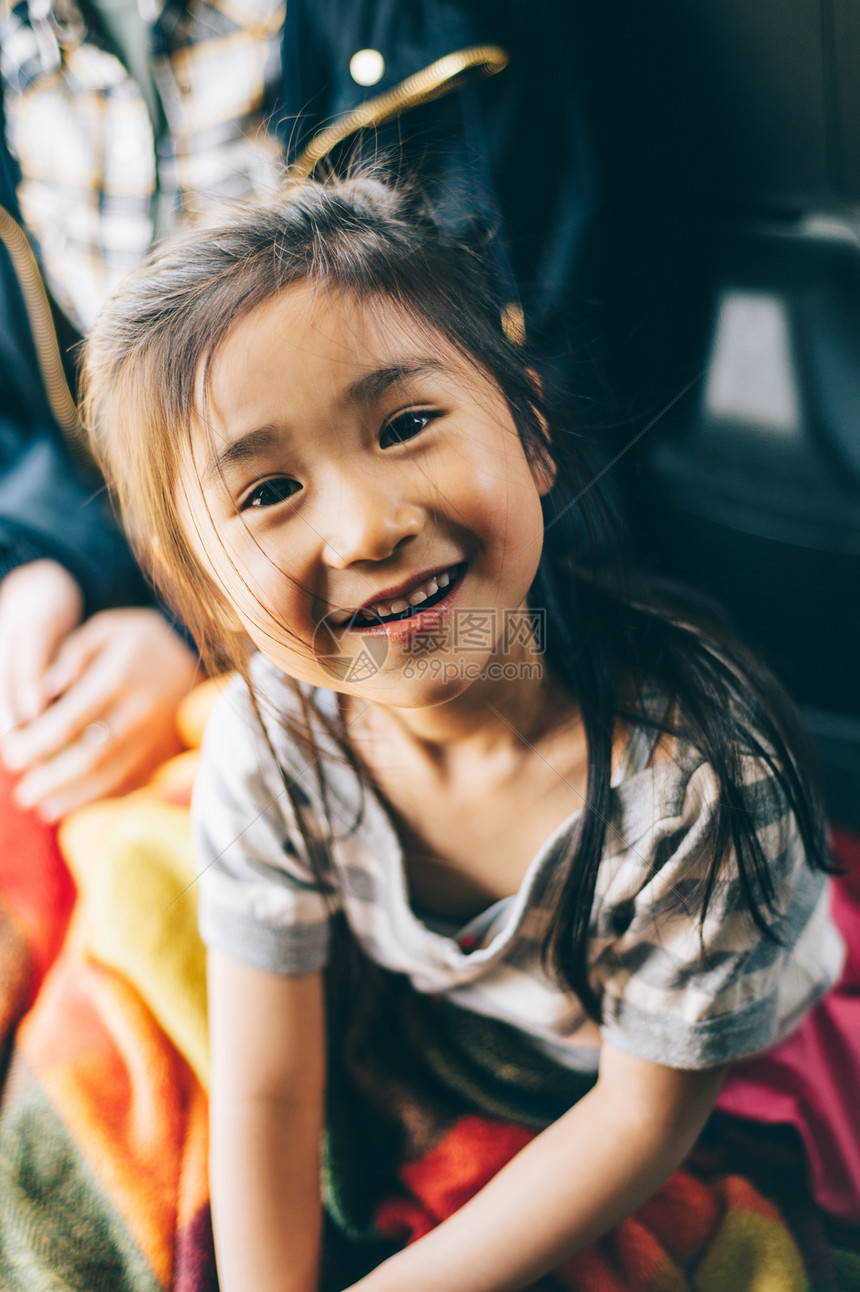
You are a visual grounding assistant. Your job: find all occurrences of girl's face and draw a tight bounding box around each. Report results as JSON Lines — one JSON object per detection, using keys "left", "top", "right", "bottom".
{"left": 181, "top": 284, "right": 552, "bottom": 708}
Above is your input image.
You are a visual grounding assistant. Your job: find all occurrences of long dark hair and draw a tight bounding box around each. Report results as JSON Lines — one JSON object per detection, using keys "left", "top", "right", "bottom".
{"left": 82, "top": 173, "right": 832, "bottom": 1019}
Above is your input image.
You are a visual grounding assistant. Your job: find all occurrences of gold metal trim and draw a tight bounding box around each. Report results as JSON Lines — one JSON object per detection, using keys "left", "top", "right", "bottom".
{"left": 0, "top": 205, "right": 89, "bottom": 464}
{"left": 293, "top": 45, "right": 509, "bottom": 177}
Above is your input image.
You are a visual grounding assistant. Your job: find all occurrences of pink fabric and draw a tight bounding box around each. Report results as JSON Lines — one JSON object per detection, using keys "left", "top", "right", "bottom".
{"left": 716, "top": 827, "right": 860, "bottom": 1223}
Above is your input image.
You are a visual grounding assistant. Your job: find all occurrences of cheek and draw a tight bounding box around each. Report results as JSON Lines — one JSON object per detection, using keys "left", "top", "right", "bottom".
{"left": 226, "top": 560, "right": 308, "bottom": 640}
{"left": 183, "top": 502, "right": 292, "bottom": 615}
{"left": 467, "top": 457, "right": 545, "bottom": 564}
{"left": 219, "top": 542, "right": 326, "bottom": 664}
{"left": 175, "top": 502, "right": 269, "bottom": 633}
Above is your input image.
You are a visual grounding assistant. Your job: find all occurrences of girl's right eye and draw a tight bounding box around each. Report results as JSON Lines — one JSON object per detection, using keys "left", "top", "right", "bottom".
{"left": 239, "top": 477, "right": 301, "bottom": 511}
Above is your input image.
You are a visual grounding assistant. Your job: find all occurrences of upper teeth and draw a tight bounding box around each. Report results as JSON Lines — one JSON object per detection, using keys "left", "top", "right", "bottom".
{"left": 359, "top": 566, "right": 455, "bottom": 620}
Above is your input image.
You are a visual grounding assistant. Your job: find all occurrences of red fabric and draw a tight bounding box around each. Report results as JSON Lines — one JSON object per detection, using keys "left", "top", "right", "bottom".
{"left": 375, "top": 1113, "right": 789, "bottom": 1292}
{"left": 0, "top": 764, "right": 76, "bottom": 1007}
{"left": 716, "top": 826, "right": 860, "bottom": 1223}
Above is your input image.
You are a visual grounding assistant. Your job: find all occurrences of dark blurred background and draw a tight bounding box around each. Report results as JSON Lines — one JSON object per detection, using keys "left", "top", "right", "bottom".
{"left": 580, "top": 0, "right": 860, "bottom": 831}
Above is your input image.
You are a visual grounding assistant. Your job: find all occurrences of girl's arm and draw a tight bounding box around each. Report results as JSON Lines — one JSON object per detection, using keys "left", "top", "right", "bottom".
{"left": 348, "top": 1042, "right": 727, "bottom": 1292}
{"left": 207, "top": 951, "right": 325, "bottom": 1292}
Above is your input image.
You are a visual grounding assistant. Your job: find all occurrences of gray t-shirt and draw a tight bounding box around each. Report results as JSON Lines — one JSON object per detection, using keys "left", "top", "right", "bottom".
{"left": 194, "top": 654, "right": 844, "bottom": 1072}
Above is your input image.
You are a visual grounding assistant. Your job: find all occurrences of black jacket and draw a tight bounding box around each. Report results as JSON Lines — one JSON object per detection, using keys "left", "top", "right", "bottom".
{"left": 0, "top": 0, "right": 666, "bottom": 614}
{"left": 278, "top": 0, "right": 599, "bottom": 358}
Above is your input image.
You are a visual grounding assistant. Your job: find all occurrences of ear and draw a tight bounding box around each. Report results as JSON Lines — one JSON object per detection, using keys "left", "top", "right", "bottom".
{"left": 526, "top": 368, "right": 557, "bottom": 497}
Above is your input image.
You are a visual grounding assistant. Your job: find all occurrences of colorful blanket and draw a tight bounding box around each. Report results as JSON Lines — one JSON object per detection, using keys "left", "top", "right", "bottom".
{"left": 0, "top": 680, "right": 858, "bottom": 1291}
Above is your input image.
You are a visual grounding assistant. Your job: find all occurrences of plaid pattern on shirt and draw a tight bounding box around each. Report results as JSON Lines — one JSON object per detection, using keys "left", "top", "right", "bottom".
{"left": 0, "top": 0, "right": 284, "bottom": 331}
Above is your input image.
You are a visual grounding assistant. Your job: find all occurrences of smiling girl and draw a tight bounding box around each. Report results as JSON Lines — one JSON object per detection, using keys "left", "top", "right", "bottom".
{"left": 82, "top": 177, "right": 842, "bottom": 1292}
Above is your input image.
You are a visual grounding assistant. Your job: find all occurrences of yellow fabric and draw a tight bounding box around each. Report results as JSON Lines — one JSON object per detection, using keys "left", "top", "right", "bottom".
{"left": 57, "top": 677, "right": 229, "bottom": 1090}
{"left": 60, "top": 793, "right": 208, "bottom": 1088}
{"left": 692, "top": 1209, "right": 807, "bottom": 1292}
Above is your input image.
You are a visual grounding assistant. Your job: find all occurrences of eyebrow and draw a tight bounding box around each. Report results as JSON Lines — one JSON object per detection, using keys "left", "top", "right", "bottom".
{"left": 202, "top": 359, "right": 449, "bottom": 488}
{"left": 345, "top": 359, "right": 449, "bottom": 406}
{"left": 202, "top": 425, "right": 280, "bottom": 488}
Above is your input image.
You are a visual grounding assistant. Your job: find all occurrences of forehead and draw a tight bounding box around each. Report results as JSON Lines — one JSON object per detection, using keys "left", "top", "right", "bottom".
{"left": 197, "top": 282, "right": 471, "bottom": 426}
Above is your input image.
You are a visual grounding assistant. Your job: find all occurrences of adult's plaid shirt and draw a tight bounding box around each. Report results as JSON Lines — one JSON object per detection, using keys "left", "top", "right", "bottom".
{"left": 0, "top": 0, "right": 285, "bottom": 332}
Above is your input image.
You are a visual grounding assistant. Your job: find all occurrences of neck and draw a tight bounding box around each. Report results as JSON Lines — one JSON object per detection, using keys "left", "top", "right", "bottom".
{"left": 349, "top": 637, "right": 577, "bottom": 766}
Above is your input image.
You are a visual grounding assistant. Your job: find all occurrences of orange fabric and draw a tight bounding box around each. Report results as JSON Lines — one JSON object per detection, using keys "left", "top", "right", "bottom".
{"left": 0, "top": 689, "right": 217, "bottom": 1290}
{"left": 17, "top": 953, "right": 209, "bottom": 1287}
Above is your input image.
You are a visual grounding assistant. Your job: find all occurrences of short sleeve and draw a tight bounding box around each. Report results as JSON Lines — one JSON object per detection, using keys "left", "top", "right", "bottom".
{"left": 193, "top": 674, "right": 339, "bottom": 975}
{"left": 594, "top": 754, "right": 844, "bottom": 1069}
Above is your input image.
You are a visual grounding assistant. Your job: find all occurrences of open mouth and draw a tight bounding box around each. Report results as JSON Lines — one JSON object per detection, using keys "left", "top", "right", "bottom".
{"left": 344, "top": 563, "right": 466, "bottom": 631}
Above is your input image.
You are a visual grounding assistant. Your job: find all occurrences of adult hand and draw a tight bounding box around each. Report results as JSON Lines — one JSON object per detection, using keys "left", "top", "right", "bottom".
{"left": 0, "top": 559, "right": 85, "bottom": 732}
{"left": 1, "top": 598, "right": 200, "bottom": 821}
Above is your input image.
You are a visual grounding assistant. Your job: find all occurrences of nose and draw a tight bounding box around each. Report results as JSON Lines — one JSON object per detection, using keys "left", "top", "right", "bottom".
{"left": 316, "top": 470, "right": 423, "bottom": 569}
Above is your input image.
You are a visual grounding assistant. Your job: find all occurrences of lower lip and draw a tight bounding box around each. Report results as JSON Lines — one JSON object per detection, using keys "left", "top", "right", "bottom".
{"left": 345, "top": 564, "right": 467, "bottom": 642}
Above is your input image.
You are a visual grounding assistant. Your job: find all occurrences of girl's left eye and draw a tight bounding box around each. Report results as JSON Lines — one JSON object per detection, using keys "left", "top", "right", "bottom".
{"left": 239, "top": 477, "right": 301, "bottom": 510}
{"left": 379, "top": 410, "right": 438, "bottom": 449}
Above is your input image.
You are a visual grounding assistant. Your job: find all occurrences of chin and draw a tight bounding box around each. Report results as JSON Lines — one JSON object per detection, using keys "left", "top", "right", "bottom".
{"left": 360, "top": 668, "right": 480, "bottom": 710}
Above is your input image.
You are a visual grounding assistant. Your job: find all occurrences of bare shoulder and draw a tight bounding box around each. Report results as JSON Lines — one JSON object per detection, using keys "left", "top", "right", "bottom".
{"left": 648, "top": 703, "right": 679, "bottom": 767}
{"left": 617, "top": 679, "right": 680, "bottom": 771}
